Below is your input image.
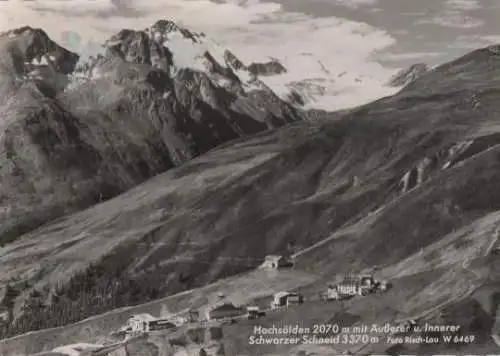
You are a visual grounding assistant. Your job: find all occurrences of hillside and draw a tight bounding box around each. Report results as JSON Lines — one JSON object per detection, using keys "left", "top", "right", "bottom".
{"left": 3, "top": 30, "right": 500, "bottom": 356}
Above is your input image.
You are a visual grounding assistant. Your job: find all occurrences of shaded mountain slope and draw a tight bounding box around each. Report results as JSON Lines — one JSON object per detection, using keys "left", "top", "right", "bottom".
{"left": 0, "top": 23, "right": 304, "bottom": 246}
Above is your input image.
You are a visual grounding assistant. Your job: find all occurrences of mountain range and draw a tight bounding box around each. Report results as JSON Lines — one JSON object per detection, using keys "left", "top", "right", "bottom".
{"left": 2, "top": 19, "right": 500, "bottom": 356}
{"left": 0, "top": 21, "right": 306, "bottom": 250}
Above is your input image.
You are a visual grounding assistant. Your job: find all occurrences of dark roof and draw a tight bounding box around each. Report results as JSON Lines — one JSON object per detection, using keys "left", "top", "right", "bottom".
{"left": 265, "top": 255, "right": 283, "bottom": 261}
{"left": 342, "top": 276, "right": 361, "bottom": 283}
{"left": 211, "top": 303, "right": 241, "bottom": 312}
{"left": 149, "top": 320, "right": 175, "bottom": 326}
{"left": 338, "top": 281, "right": 361, "bottom": 287}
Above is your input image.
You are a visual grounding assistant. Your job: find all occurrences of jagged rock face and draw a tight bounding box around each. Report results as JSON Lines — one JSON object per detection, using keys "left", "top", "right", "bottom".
{"left": 398, "top": 140, "right": 472, "bottom": 194}
{"left": 223, "top": 50, "right": 246, "bottom": 71}
{"left": 151, "top": 19, "right": 201, "bottom": 44}
{"left": 387, "top": 62, "right": 429, "bottom": 87}
{"left": 0, "top": 23, "right": 304, "bottom": 245}
{"left": 398, "top": 132, "right": 500, "bottom": 194}
{"left": 0, "top": 26, "right": 79, "bottom": 75}
{"left": 248, "top": 59, "right": 287, "bottom": 76}
{"left": 105, "top": 29, "right": 154, "bottom": 65}
{"left": 0, "top": 27, "right": 79, "bottom": 98}
{"left": 286, "top": 89, "right": 306, "bottom": 106}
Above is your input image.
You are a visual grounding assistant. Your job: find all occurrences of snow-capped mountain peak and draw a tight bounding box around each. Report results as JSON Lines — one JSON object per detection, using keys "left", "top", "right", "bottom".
{"left": 250, "top": 51, "right": 400, "bottom": 110}
{"left": 71, "top": 19, "right": 400, "bottom": 111}
{"left": 149, "top": 19, "right": 203, "bottom": 44}
{"left": 101, "top": 19, "right": 265, "bottom": 94}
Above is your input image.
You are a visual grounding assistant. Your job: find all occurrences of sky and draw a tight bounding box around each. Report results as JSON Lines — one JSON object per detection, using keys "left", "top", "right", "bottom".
{"left": 0, "top": 0, "right": 499, "bottom": 110}
{"left": 275, "top": 0, "right": 500, "bottom": 68}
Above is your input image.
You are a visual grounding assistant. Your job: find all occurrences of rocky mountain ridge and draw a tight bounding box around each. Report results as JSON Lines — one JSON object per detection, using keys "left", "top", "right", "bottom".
{"left": 386, "top": 62, "right": 430, "bottom": 87}
{"left": 248, "top": 58, "right": 287, "bottom": 76}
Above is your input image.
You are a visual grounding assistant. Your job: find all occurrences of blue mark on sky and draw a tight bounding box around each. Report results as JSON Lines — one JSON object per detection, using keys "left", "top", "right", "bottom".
{"left": 60, "top": 30, "right": 81, "bottom": 49}
{"left": 58, "top": 30, "right": 105, "bottom": 59}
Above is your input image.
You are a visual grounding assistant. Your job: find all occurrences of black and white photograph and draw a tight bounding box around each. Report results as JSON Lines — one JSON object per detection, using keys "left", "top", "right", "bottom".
{"left": 0, "top": 0, "right": 500, "bottom": 355}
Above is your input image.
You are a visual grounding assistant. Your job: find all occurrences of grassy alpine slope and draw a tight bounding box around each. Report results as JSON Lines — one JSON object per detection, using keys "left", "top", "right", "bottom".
{"left": 3, "top": 43, "right": 500, "bottom": 355}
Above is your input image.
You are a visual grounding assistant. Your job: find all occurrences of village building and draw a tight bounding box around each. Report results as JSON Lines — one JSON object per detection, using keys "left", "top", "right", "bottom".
{"left": 206, "top": 302, "right": 245, "bottom": 321}
{"left": 335, "top": 277, "right": 361, "bottom": 296}
{"left": 161, "top": 314, "right": 188, "bottom": 326}
{"left": 286, "top": 292, "right": 304, "bottom": 307}
{"left": 0, "top": 306, "right": 8, "bottom": 323}
{"left": 122, "top": 313, "right": 180, "bottom": 333}
{"left": 246, "top": 306, "right": 266, "bottom": 319}
{"left": 378, "top": 280, "right": 388, "bottom": 292}
{"left": 186, "top": 309, "right": 200, "bottom": 323}
{"left": 324, "top": 274, "right": 387, "bottom": 300}
{"left": 335, "top": 274, "right": 375, "bottom": 296}
{"left": 326, "top": 284, "right": 340, "bottom": 300}
{"left": 246, "top": 306, "right": 259, "bottom": 319}
{"left": 270, "top": 291, "right": 303, "bottom": 308}
{"left": 271, "top": 291, "right": 290, "bottom": 308}
{"left": 125, "top": 313, "right": 157, "bottom": 333}
{"left": 261, "top": 255, "right": 293, "bottom": 269}
{"left": 148, "top": 319, "right": 176, "bottom": 332}
{"left": 359, "top": 275, "right": 375, "bottom": 287}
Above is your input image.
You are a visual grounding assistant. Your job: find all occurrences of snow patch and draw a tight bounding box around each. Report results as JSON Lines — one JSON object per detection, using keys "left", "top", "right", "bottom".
{"left": 161, "top": 29, "right": 228, "bottom": 76}
{"left": 233, "top": 67, "right": 252, "bottom": 83}
{"left": 205, "top": 38, "right": 227, "bottom": 68}
{"left": 30, "top": 55, "right": 50, "bottom": 66}
{"left": 163, "top": 31, "right": 206, "bottom": 72}
{"left": 233, "top": 68, "right": 264, "bottom": 92}
{"left": 212, "top": 75, "right": 232, "bottom": 89}
{"left": 152, "top": 26, "right": 265, "bottom": 94}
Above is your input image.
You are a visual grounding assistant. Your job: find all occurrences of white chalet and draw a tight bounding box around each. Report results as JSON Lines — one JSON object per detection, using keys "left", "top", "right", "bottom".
{"left": 125, "top": 313, "right": 157, "bottom": 333}
{"left": 0, "top": 306, "right": 8, "bottom": 323}
{"left": 122, "top": 313, "right": 178, "bottom": 334}
{"left": 335, "top": 275, "right": 375, "bottom": 296}
{"left": 261, "top": 255, "right": 292, "bottom": 269}
{"left": 271, "top": 291, "right": 290, "bottom": 308}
